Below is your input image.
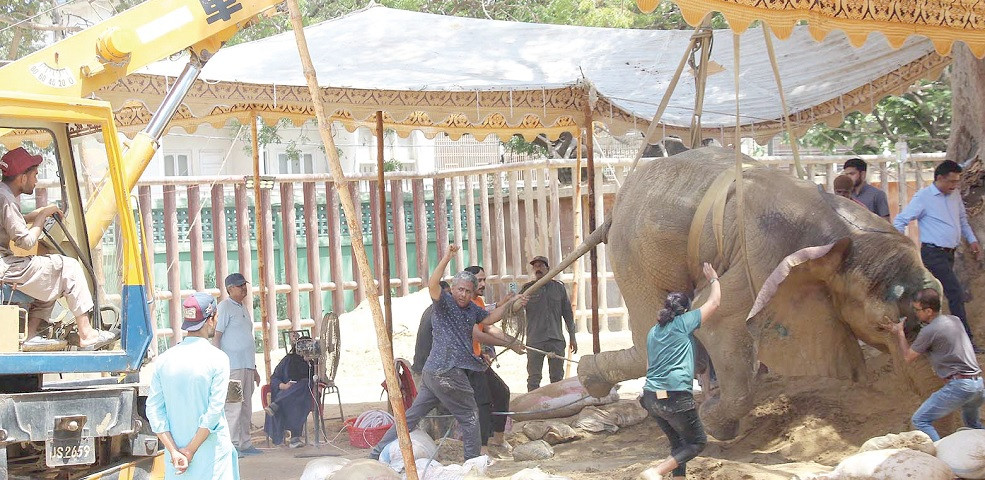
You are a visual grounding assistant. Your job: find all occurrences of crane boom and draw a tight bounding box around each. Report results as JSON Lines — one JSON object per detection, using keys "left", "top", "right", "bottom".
{"left": 0, "top": 0, "right": 280, "bottom": 99}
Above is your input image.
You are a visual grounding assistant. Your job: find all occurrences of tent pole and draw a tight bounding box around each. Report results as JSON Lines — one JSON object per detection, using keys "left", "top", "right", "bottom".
{"left": 583, "top": 91, "right": 601, "bottom": 355}
{"left": 251, "top": 112, "right": 273, "bottom": 386}
{"left": 689, "top": 23, "right": 714, "bottom": 148}
{"left": 283, "top": 2, "right": 418, "bottom": 477}
{"left": 567, "top": 132, "right": 584, "bottom": 377}
{"left": 376, "top": 111, "right": 394, "bottom": 342}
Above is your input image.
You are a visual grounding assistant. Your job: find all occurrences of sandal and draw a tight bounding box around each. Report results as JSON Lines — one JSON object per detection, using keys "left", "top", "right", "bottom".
{"left": 79, "top": 329, "right": 118, "bottom": 351}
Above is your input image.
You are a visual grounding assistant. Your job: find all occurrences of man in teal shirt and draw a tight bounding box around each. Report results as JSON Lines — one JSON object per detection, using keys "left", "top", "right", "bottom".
{"left": 147, "top": 292, "right": 239, "bottom": 480}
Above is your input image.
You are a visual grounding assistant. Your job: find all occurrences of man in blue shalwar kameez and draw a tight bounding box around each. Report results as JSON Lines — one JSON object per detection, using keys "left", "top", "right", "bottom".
{"left": 146, "top": 292, "right": 240, "bottom": 479}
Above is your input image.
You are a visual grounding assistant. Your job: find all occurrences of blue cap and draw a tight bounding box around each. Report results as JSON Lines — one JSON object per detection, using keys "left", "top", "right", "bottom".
{"left": 181, "top": 292, "right": 217, "bottom": 331}
{"left": 224, "top": 273, "right": 248, "bottom": 288}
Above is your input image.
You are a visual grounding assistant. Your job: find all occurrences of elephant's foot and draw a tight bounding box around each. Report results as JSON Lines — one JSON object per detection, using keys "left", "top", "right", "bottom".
{"left": 576, "top": 347, "right": 647, "bottom": 398}
{"left": 576, "top": 355, "right": 617, "bottom": 398}
{"left": 698, "top": 395, "right": 742, "bottom": 441}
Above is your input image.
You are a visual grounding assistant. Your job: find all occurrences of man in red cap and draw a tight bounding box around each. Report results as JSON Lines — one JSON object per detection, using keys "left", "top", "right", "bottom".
{"left": 0, "top": 147, "right": 115, "bottom": 350}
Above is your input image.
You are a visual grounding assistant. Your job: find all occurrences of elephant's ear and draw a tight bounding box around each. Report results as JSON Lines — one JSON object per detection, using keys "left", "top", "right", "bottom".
{"left": 745, "top": 238, "right": 865, "bottom": 381}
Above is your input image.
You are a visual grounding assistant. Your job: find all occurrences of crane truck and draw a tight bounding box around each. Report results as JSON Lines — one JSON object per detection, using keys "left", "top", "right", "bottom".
{"left": 0, "top": 1, "right": 286, "bottom": 477}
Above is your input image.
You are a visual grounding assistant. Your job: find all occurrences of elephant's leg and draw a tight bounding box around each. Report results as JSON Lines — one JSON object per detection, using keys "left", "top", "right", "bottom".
{"left": 693, "top": 271, "right": 756, "bottom": 441}
{"left": 577, "top": 286, "right": 668, "bottom": 398}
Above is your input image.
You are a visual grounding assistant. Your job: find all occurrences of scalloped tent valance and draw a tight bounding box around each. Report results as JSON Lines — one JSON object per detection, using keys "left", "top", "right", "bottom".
{"left": 640, "top": 0, "right": 985, "bottom": 58}
{"left": 95, "top": 5, "right": 949, "bottom": 145}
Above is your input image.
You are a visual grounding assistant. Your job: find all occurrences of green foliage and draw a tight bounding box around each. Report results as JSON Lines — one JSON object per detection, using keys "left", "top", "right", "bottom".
{"left": 504, "top": 134, "right": 549, "bottom": 157}
{"left": 796, "top": 77, "right": 952, "bottom": 154}
{"left": 383, "top": 159, "right": 402, "bottom": 171}
{"left": 2, "top": 0, "right": 47, "bottom": 60}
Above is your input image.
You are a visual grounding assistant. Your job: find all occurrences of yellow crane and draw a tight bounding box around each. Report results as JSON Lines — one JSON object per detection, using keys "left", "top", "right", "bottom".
{"left": 0, "top": 1, "right": 283, "bottom": 477}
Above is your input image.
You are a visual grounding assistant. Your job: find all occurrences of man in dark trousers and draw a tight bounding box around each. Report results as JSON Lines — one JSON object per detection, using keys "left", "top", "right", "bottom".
{"left": 370, "top": 245, "right": 527, "bottom": 461}
{"left": 521, "top": 255, "right": 576, "bottom": 392}
{"left": 886, "top": 288, "right": 984, "bottom": 441}
{"left": 894, "top": 160, "right": 984, "bottom": 352}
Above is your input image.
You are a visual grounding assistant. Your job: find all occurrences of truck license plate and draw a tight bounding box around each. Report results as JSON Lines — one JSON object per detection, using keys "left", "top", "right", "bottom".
{"left": 45, "top": 436, "right": 95, "bottom": 467}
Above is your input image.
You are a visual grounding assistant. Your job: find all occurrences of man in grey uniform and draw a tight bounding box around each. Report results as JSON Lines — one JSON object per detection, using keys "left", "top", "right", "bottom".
{"left": 521, "top": 255, "right": 576, "bottom": 392}
{"left": 0, "top": 147, "right": 114, "bottom": 350}
{"left": 213, "top": 272, "right": 261, "bottom": 457}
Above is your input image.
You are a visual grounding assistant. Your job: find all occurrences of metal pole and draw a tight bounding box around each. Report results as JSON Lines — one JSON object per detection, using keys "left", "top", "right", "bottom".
{"left": 251, "top": 114, "right": 273, "bottom": 385}
{"left": 376, "top": 111, "right": 394, "bottom": 341}
{"left": 583, "top": 93, "right": 601, "bottom": 355}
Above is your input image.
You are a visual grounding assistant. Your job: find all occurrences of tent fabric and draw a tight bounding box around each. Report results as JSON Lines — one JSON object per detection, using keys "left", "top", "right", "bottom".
{"left": 643, "top": 0, "right": 985, "bottom": 58}
{"left": 96, "top": 5, "right": 949, "bottom": 144}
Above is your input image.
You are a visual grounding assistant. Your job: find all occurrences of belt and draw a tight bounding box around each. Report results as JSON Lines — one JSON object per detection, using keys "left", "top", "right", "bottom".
{"left": 922, "top": 243, "right": 956, "bottom": 254}
{"left": 947, "top": 374, "right": 981, "bottom": 381}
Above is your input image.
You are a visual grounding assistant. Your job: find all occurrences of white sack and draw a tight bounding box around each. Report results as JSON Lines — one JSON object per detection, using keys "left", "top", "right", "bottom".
{"left": 936, "top": 428, "right": 985, "bottom": 479}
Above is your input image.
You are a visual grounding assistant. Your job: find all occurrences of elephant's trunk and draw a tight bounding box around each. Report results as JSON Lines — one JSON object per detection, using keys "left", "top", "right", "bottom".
{"left": 576, "top": 345, "right": 646, "bottom": 398}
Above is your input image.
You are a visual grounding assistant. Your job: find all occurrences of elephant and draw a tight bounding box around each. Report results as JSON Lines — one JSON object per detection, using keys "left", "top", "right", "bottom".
{"left": 576, "top": 146, "right": 942, "bottom": 441}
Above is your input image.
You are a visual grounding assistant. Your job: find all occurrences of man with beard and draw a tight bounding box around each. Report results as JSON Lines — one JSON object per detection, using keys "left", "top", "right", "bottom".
{"left": 146, "top": 292, "right": 239, "bottom": 479}
{"left": 0, "top": 147, "right": 115, "bottom": 350}
{"left": 520, "top": 255, "right": 576, "bottom": 392}
{"left": 464, "top": 265, "right": 524, "bottom": 452}
{"left": 842, "top": 158, "right": 890, "bottom": 219}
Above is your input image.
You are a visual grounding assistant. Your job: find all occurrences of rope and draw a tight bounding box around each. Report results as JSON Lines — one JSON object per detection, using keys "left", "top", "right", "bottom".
{"left": 354, "top": 409, "right": 395, "bottom": 429}
{"left": 733, "top": 33, "right": 759, "bottom": 300}
{"left": 762, "top": 28, "right": 806, "bottom": 181}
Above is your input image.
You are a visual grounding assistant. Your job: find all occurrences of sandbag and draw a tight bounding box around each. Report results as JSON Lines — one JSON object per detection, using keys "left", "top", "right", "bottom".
{"left": 818, "top": 448, "right": 953, "bottom": 479}
{"left": 414, "top": 455, "right": 490, "bottom": 480}
{"left": 519, "top": 420, "right": 581, "bottom": 445}
{"left": 574, "top": 400, "right": 648, "bottom": 433}
{"left": 511, "top": 377, "right": 618, "bottom": 421}
{"left": 379, "top": 429, "right": 439, "bottom": 472}
{"left": 299, "top": 457, "right": 350, "bottom": 480}
{"left": 858, "top": 431, "right": 935, "bottom": 456}
{"left": 328, "top": 459, "right": 400, "bottom": 480}
{"left": 512, "top": 440, "right": 555, "bottom": 461}
{"left": 509, "top": 467, "right": 572, "bottom": 480}
{"left": 936, "top": 428, "right": 985, "bottom": 479}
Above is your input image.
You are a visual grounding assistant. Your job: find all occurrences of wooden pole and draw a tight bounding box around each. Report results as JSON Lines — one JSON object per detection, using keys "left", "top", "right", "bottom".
{"left": 584, "top": 94, "right": 601, "bottom": 354}
{"left": 567, "top": 143, "right": 584, "bottom": 378}
{"left": 211, "top": 184, "right": 229, "bottom": 301}
{"left": 376, "top": 112, "right": 394, "bottom": 340}
{"left": 187, "top": 185, "right": 205, "bottom": 292}
{"left": 251, "top": 114, "right": 273, "bottom": 386}
{"left": 283, "top": 3, "right": 418, "bottom": 476}
{"left": 303, "top": 182, "right": 324, "bottom": 335}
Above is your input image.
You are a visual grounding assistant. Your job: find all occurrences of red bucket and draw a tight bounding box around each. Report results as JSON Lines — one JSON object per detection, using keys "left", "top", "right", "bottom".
{"left": 344, "top": 417, "right": 393, "bottom": 449}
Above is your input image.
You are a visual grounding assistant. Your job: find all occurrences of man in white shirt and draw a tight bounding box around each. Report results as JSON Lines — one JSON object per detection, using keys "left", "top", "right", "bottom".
{"left": 212, "top": 273, "right": 261, "bottom": 456}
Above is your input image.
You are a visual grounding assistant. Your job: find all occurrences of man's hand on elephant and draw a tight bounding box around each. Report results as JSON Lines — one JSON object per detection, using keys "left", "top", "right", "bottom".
{"left": 702, "top": 262, "right": 719, "bottom": 282}
{"left": 569, "top": 339, "right": 578, "bottom": 354}
{"left": 878, "top": 316, "right": 903, "bottom": 336}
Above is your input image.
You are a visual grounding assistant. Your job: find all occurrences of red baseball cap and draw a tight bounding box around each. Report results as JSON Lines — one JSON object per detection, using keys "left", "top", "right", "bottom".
{"left": 0, "top": 148, "right": 43, "bottom": 177}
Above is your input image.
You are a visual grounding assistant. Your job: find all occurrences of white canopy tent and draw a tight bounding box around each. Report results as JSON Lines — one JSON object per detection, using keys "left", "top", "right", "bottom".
{"left": 96, "top": 4, "right": 948, "bottom": 145}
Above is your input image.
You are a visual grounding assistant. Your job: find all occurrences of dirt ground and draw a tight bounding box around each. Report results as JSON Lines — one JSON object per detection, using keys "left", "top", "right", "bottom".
{"left": 237, "top": 290, "right": 931, "bottom": 480}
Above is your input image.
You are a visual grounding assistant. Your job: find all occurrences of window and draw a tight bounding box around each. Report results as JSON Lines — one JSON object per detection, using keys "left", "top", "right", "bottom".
{"left": 164, "top": 153, "right": 190, "bottom": 176}
{"left": 278, "top": 152, "right": 313, "bottom": 174}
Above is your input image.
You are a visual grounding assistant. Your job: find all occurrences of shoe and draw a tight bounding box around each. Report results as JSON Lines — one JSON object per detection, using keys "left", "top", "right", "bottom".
{"left": 79, "top": 329, "right": 118, "bottom": 351}
{"left": 239, "top": 446, "right": 262, "bottom": 457}
{"left": 288, "top": 439, "right": 304, "bottom": 449}
{"left": 21, "top": 335, "right": 68, "bottom": 352}
{"left": 264, "top": 402, "right": 279, "bottom": 416}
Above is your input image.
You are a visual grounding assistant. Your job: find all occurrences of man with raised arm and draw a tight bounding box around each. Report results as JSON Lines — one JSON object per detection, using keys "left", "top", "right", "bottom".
{"left": 370, "top": 245, "right": 527, "bottom": 461}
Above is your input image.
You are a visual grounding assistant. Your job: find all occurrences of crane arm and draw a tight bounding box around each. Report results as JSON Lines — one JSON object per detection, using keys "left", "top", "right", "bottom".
{"left": 0, "top": 0, "right": 282, "bottom": 99}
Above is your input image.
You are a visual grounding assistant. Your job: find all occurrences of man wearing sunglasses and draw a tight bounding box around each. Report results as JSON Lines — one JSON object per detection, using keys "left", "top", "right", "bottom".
{"left": 885, "top": 288, "right": 984, "bottom": 441}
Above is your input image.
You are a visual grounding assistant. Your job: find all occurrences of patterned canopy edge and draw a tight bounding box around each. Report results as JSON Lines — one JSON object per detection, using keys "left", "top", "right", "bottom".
{"left": 639, "top": 0, "right": 985, "bottom": 58}
{"left": 91, "top": 47, "right": 948, "bottom": 146}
